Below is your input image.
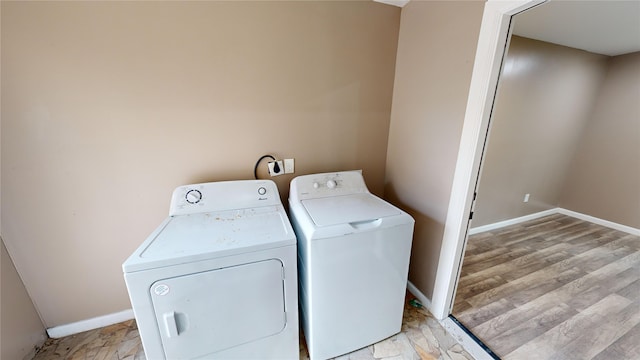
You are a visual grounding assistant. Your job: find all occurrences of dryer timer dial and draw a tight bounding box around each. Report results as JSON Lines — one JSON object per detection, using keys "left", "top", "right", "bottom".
{"left": 185, "top": 189, "right": 202, "bottom": 204}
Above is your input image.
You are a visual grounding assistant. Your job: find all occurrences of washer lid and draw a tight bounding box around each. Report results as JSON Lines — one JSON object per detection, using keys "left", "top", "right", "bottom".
{"left": 301, "top": 193, "right": 401, "bottom": 227}
{"left": 124, "top": 206, "right": 295, "bottom": 272}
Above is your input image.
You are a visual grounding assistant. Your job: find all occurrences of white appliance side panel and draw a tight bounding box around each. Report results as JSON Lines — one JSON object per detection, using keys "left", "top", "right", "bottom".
{"left": 150, "top": 259, "right": 286, "bottom": 359}
{"left": 301, "top": 194, "right": 400, "bottom": 227}
{"left": 304, "top": 223, "right": 414, "bottom": 360}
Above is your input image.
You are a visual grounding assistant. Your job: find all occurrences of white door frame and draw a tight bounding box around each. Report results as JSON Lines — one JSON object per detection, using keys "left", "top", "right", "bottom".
{"left": 429, "top": 0, "right": 546, "bottom": 320}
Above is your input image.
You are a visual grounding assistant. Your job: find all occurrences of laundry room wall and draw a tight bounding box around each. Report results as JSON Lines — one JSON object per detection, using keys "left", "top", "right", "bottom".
{"left": 384, "top": 0, "right": 485, "bottom": 301}
{"left": 1, "top": 1, "right": 400, "bottom": 329}
{"left": 1, "top": 238, "right": 47, "bottom": 360}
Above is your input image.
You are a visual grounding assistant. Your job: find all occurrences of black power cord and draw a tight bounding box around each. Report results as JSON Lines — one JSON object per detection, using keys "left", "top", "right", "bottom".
{"left": 254, "top": 154, "right": 276, "bottom": 179}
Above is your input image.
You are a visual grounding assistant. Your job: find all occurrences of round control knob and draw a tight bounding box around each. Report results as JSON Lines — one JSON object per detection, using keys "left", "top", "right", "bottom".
{"left": 185, "top": 189, "right": 202, "bottom": 204}
{"left": 313, "top": 182, "right": 319, "bottom": 189}
{"left": 258, "top": 187, "right": 267, "bottom": 195}
{"left": 326, "top": 180, "right": 337, "bottom": 189}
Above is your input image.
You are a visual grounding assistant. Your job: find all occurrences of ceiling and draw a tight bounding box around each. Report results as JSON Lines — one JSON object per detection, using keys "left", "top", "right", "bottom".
{"left": 373, "top": 0, "right": 410, "bottom": 7}
{"left": 375, "top": 0, "right": 640, "bottom": 57}
{"left": 509, "top": 1, "right": 640, "bottom": 56}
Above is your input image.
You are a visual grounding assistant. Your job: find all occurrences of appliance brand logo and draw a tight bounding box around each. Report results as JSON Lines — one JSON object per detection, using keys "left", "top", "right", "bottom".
{"left": 154, "top": 284, "right": 170, "bottom": 296}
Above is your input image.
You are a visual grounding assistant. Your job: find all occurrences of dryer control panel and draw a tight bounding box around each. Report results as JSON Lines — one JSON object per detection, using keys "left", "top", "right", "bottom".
{"left": 290, "top": 170, "right": 368, "bottom": 202}
{"left": 169, "top": 180, "right": 282, "bottom": 216}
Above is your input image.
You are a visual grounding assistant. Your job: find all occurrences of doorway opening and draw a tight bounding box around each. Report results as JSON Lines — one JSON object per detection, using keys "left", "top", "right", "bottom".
{"left": 435, "top": 1, "right": 640, "bottom": 359}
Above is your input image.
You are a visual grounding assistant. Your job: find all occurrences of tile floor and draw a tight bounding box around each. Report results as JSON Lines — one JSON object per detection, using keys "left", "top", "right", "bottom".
{"left": 33, "top": 294, "right": 473, "bottom": 360}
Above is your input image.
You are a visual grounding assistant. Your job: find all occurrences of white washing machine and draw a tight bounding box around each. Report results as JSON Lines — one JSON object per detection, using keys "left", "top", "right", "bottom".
{"left": 123, "top": 180, "right": 298, "bottom": 360}
{"left": 289, "top": 171, "right": 414, "bottom": 360}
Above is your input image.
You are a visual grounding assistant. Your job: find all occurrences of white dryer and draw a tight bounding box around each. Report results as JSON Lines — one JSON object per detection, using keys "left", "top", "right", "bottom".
{"left": 123, "top": 180, "right": 298, "bottom": 360}
{"left": 289, "top": 171, "right": 414, "bottom": 360}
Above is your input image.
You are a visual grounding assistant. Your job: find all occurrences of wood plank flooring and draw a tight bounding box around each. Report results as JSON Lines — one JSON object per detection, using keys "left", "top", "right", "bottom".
{"left": 32, "top": 293, "right": 473, "bottom": 360}
{"left": 453, "top": 213, "right": 640, "bottom": 360}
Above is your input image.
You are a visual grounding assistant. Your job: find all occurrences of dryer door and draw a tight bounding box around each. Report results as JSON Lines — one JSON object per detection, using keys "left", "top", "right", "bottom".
{"left": 150, "top": 259, "right": 286, "bottom": 359}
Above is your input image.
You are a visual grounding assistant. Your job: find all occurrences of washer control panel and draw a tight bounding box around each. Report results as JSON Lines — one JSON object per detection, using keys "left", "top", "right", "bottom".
{"left": 291, "top": 170, "right": 368, "bottom": 201}
{"left": 169, "top": 180, "right": 281, "bottom": 216}
{"left": 311, "top": 179, "right": 339, "bottom": 190}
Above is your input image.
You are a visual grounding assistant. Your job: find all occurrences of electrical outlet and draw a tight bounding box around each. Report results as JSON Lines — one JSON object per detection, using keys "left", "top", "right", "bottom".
{"left": 524, "top": 193, "right": 530, "bottom": 203}
{"left": 284, "top": 158, "right": 295, "bottom": 174}
{"left": 268, "top": 160, "right": 284, "bottom": 176}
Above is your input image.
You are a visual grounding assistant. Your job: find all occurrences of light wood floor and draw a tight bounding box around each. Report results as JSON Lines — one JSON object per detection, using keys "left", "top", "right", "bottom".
{"left": 32, "top": 294, "right": 472, "bottom": 360}
{"left": 453, "top": 213, "right": 640, "bottom": 360}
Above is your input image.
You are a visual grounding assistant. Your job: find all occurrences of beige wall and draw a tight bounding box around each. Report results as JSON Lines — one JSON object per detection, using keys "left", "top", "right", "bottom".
{"left": 472, "top": 37, "right": 608, "bottom": 227}
{"left": 1, "top": 1, "right": 400, "bottom": 328}
{"left": 1, "top": 238, "right": 47, "bottom": 360}
{"left": 560, "top": 52, "right": 640, "bottom": 228}
{"left": 385, "top": 0, "right": 484, "bottom": 300}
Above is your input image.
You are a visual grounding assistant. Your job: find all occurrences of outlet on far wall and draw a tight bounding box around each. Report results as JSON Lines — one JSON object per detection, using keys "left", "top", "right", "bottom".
{"left": 523, "top": 193, "right": 530, "bottom": 203}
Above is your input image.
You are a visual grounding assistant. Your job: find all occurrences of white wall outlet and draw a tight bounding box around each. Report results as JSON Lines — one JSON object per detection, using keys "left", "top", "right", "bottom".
{"left": 524, "top": 193, "right": 530, "bottom": 203}
{"left": 284, "top": 158, "right": 295, "bottom": 174}
{"left": 268, "top": 160, "right": 284, "bottom": 176}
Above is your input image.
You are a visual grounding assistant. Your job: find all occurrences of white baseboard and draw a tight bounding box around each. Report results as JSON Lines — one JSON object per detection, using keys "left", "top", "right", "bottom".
{"left": 468, "top": 208, "right": 558, "bottom": 235}
{"left": 46, "top": 309, "right": 134, "bottom": 339}
{"left": 407, "top": 281, "right": 432, "bottom": 312}
{"left": 557, "top": 208, "right": 640, "bottom": 236}
{"left": 469, "top": 208, "right": 640, "bottom": 237}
